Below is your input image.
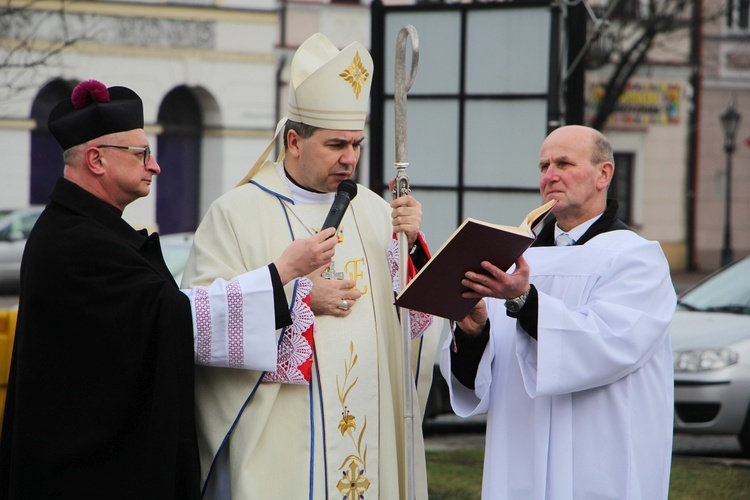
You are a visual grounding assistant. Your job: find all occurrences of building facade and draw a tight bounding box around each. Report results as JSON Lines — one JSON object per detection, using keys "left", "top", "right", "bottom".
{"left": 1, "top": 0, "right": 373, "bottom": 234}
{"left": 1, "top": 0, "right": 744, "bottom": 272}
{"left": 695, "top": 0, "right": 750, "bottom": 269}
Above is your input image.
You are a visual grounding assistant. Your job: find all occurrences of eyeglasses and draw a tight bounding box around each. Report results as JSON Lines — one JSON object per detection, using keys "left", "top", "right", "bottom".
{"left": 97, "top": 145, "right": 151, "bottom": 166}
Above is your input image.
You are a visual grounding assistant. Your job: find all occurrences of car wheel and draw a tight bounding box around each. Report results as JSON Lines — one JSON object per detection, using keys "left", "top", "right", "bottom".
{"left": 739, "top": 404, "right": 750, "bottom": 458}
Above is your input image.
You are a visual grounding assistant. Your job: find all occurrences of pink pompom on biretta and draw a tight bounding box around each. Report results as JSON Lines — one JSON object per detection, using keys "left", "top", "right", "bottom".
{"left": 71, "top": 80, "right": 110, "bottom": 110}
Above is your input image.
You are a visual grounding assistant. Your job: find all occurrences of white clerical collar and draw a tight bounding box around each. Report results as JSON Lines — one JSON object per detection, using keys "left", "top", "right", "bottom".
{"left": 554, "top": 213, "right": 602, "bottom": 243}
{"left": 276, "top": 163, "right": 335, "bottom": 206}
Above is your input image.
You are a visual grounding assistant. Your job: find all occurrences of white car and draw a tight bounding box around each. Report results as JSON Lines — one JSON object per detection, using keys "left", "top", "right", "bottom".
{"left": 672, "top": 256, "right": 750, "bottom": 456}
{"left": 0, "top": 207, "right": 45, "bottom": 291}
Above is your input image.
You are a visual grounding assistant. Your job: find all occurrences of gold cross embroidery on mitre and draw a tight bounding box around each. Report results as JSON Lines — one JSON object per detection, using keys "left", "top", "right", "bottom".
{"left": 339, "top": 52, "right": 370, "bottom": 99}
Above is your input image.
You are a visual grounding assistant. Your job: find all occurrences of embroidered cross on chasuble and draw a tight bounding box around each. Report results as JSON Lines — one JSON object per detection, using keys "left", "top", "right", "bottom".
{"left": 264, "top": 201, "right": 383, "bottom": 496}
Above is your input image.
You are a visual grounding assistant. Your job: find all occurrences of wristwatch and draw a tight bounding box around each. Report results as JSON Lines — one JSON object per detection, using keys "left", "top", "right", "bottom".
{"left": 504, "top": 288, "right": 530, "bottom": 313}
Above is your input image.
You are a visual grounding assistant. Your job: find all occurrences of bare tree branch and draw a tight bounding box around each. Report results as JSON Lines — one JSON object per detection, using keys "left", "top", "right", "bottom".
{"left": 0, "top": 1, "right": 85, "bottom": 100}
{"left": 586, "top": 0, "right": 725, "bottom": 130}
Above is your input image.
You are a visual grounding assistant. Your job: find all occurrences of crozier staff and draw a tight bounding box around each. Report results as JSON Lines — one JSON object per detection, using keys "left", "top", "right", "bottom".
{"left": 392, "top": 23, "right": 421, "bottom": 500}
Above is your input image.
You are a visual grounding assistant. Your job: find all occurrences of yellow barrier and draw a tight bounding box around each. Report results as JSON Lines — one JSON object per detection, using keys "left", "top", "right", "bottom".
{"left": 0, "top": 309, "right": 18, "bottom": 431}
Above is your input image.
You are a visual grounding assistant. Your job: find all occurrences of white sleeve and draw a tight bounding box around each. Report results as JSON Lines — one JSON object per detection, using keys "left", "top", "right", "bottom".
{"left": 181, "top": 266, "right": 279, "bottom": 371}
{"left": 519, "top": 241, "right": 676, "bottom": 397}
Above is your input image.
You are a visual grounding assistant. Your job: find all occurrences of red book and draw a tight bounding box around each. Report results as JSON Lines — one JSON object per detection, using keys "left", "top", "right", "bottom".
{"left": 395, "top": 200, "right": 555, "bottom": 321}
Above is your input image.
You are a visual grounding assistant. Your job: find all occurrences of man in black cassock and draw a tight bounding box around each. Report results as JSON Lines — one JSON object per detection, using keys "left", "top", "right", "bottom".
{"left": 0, "top": 80, "right": 337, "bottom": 499}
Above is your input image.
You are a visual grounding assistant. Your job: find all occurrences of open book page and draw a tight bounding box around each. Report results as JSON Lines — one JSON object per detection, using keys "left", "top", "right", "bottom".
{"left": 465, "top": 199, "right": 557, "bottom": 238}
{"left": 519, "top": 199, "right": 557, "bottom": 235}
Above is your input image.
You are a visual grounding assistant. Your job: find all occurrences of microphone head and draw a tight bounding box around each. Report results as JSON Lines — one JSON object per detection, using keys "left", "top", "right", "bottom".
{"left": 338, "top": 179, "right": 358, "bottom": 199}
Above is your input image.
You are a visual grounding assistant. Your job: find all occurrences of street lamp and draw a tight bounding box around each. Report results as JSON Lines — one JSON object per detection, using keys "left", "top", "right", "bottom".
{"left": 719, "top": 99, "right": 741, "bottom": 267}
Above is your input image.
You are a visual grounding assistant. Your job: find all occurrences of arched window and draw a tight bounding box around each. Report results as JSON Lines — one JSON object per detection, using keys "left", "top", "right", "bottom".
{"left": 156, "top": 86, "right": 203, "bottom": 234}
{"left": 30, "top": 79, "right": 76, "bottom": 204}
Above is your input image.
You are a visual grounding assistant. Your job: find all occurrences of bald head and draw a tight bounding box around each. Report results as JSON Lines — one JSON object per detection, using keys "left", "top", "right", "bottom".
{"left": 538, "top": 125, "right": 615, "bottom": 231}
{"left": 545, "top": 125, "right": 613, "bottom": 164}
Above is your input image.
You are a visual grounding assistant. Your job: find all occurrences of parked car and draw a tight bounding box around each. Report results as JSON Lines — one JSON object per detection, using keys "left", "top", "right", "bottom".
{"left": 159, "top": 232, "right": 194, "bottom": 285}
{"left": 672, "top": 256, "right": 750, "bottom": 456}
{"left": 0, "top": 206, "right": 45, "bottom": 292}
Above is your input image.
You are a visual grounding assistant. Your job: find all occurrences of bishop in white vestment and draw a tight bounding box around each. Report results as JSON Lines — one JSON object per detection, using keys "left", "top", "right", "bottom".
{"left": 182, "top": 33, "right": 441, "bottom": 499}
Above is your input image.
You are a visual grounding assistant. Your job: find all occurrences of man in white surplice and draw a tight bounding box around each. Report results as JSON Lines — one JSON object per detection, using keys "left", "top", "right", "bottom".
{"left": 182, "top": 33, "right": 441, "bottom": 499}
{"left": 442, "top": 125, "right": 676, "bottom": 499}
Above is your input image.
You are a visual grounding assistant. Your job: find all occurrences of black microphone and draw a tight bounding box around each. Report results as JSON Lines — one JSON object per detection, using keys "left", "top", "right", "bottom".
{"left": 321, "top": 179, "right": 358, "bottom": 231}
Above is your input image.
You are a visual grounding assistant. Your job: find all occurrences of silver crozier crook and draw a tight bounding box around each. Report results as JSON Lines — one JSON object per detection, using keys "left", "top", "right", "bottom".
{"left": 392, "top": 24, "right": 419, "bottom": 500}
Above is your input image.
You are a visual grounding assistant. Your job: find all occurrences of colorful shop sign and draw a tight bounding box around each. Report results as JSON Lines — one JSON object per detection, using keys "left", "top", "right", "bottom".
{"left": 588, "top": 82, "right": 681, "bottom": 125}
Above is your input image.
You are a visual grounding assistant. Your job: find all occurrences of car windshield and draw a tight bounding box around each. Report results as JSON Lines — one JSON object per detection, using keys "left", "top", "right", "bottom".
{"left": 160, "top": 234, "right": 193, "bottom": 281}
{"left": 0, "top": 208, "right": 42, "bottom": 242}
{"left": 677, "top": 258, "right": 750, "bottom": 314}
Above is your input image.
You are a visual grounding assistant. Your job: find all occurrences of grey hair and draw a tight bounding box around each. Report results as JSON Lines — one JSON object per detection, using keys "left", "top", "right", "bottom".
{"left": 62, "top": 145, "right": 83, "bottom": 165}
{"left": 591, "top": 132, "right": 614, "bottom": 165}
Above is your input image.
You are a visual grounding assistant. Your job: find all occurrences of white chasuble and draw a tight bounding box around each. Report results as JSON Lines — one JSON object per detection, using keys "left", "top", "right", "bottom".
{"left": 183, "top": 162, "right": 440, "bottom": 500}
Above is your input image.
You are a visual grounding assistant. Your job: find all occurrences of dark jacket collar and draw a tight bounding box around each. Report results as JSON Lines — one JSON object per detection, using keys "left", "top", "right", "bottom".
{"left": 533, "top": 199, "right": 630, "bottom": 248}
{"left": 49, "top": 177, "right": 149, "bottom": 250}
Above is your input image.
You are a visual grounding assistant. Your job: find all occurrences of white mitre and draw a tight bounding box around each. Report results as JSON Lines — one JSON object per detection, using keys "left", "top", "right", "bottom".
{"left": 287, "top": 33, "right": 373, "bottom": 130}
{"left": 237, "top": 33, "right": 374, "bottom": 185}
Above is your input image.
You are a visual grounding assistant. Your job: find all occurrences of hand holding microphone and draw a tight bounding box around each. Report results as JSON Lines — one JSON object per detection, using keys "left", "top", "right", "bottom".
{"left": 277, "top": 179, "right": 357, "bottom": 285}
{"left": 321, "top": 179, "right": 358, "bottom": 232}
{"left": 274, "top": 227, "right": 338, "bottom": 285}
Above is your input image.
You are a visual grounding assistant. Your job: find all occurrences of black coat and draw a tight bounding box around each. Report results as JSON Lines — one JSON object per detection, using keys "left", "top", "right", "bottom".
{"left": 532, "top": 199, "right": 630, "bottom": 248}
{"left": 0, "top": 178, "right": 200, "bottom": 499}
